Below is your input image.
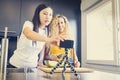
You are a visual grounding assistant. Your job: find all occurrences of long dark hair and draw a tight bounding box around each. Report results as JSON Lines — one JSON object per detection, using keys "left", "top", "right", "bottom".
{"left": 32, "top": 4, "right": 49, "bottom": 32}
{"left": 32, "top": 4, "right": 51, "bottom": 45}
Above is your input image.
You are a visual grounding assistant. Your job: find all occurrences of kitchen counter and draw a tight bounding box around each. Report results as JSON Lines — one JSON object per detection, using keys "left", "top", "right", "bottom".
{"left": 6, "top": 68, "right": 81, "bottom": 80}
{"left": 6, "top": 67, "right": 120, "bottom": 80}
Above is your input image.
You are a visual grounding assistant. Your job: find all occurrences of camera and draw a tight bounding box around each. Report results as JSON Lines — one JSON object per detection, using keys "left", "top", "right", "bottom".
{"left": 60, "top": 40, "right": 74, "bottom": 48}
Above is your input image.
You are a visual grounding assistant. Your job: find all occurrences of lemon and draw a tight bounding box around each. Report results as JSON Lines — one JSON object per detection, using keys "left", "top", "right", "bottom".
{"left": 45, "top": 60, "right": 58, "bottom": 67}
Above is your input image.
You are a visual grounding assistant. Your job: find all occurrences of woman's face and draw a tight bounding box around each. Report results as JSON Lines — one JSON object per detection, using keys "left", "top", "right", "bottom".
{"left": 39, "top": 7, "right": 53, "bottom": 27}
{"left": 58, "top": 17, "right": 65, "bottom": 33}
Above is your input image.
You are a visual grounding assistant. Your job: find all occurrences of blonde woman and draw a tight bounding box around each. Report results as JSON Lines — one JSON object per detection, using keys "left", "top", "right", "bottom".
{"left": 44, "top": 14, "right": 80, "bottom": 68}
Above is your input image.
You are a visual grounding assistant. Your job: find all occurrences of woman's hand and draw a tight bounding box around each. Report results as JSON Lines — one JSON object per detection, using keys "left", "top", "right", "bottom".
{"left": 46, "top": 35, "right": 65, "bottom": 45}
{"left": 49, "top": 55, "right": 59, "bottom": 61}
{"left": 74, "top": 60, "right": 80, "bottom": 68}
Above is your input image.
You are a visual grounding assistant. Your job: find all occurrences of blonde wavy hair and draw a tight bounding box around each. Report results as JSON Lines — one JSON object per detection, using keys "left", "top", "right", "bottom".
{"left": 49, "top": 14, "right": 71, "bottom": 39}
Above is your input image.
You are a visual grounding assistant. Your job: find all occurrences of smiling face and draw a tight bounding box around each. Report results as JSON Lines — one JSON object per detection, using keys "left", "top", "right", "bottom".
{"left": 58, "top": 17, "right": 66, "bottom": 33}
{"left": 39, "top": 7, "right": 53, "bottom": 27}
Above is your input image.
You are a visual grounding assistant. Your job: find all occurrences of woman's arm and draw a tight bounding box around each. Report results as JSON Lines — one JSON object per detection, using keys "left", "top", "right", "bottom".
{"left": 71, "top": 49, "right": 80, "bottom": 67}
{"left": 44, "top": 43, "right": 51, "bottom": 60}
{"left": 44, "top": 44, "right": 58, "bottom": 61}
{"left": 38, "top": 45, "right": 46, "bottom": 66}
{"left": 23, "top": 27, "right": 53, "bottom": 42}
{"left": 23, "top": 27, "right": 64, "bottom": 44}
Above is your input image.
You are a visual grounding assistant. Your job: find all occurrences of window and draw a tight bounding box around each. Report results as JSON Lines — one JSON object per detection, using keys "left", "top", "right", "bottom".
{"left": 82, "top": 0, "right": 120, "bottom": 66}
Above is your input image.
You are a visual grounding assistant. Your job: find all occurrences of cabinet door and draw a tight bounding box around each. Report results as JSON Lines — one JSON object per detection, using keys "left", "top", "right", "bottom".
{"left": 117, "top": 0, "right": 120, "bottom": 64}
{"left": 81, "top": 0, "right": 101, "bottom": 11}
{"left": 0, "top": 0, "right": 20, "bottom": 36}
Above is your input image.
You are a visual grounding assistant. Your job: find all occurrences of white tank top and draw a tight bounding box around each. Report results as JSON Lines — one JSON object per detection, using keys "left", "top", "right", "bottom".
{"left": 9, "top": 21, "right": 46, "bottom": 68}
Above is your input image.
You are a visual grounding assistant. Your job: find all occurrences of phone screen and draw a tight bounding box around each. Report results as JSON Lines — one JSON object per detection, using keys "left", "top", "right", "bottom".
{"left": 60, "top": 40, "right": 74, "bottom": 48}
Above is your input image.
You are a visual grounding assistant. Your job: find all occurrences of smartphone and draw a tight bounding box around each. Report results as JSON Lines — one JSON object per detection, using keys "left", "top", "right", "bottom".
{"left": 60, "top": 40, "right": 74, "bottom": 48}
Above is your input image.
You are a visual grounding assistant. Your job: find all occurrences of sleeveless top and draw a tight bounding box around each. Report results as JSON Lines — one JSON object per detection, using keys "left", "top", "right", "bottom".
{"left": 9, "top": 21, "right": 46, "bottom": 68}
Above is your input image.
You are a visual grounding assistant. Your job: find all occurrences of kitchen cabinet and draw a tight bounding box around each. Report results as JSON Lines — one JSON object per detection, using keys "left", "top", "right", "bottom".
{"left": 81, "top": 0, "right": 101, "bottom": 11}
{"left": 0, "top": 0, "right": 21, "bottom": 36}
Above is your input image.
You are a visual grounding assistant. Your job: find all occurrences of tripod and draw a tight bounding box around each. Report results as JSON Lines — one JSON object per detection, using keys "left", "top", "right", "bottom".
{"left": 50, "top": 40, "right": 79, "bottom": 78}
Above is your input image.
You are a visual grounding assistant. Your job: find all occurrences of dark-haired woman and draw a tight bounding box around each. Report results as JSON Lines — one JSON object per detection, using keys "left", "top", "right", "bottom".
{"left": 9, "top": 4, "right": 63, "bottom": 68}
